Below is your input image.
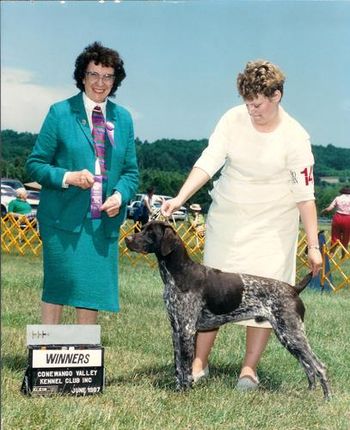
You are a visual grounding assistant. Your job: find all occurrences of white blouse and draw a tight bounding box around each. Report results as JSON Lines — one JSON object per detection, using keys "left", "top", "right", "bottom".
{"left": 194, "top": 104, "right": 315, "bottom": 204}
{"left": 82, "top": 92, "right": 107, "bottom": 131}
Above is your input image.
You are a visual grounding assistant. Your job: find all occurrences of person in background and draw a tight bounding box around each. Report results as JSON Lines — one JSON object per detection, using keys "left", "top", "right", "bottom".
{"left": 26, "top": 41, "right": 139, "bottom": 324}
{"left": 162, "top": 59, "right": 322, "bottom": 391}
{"left": 322, "top": 186, "right": 350, "bottom": 256}
{"left": 133, "top": 187, "right": 155, "bottom": 227}
{"left": 8, "top": 188, "right": 33, "bottom": 217}
{"left": 189, "top": 203, "right": 205, "bottom": 236}
{"left": 8, "top": 187, "right": 37, "bottom": 229}
{"left": 141, "top": 186, "right": 155, "bottom": 225}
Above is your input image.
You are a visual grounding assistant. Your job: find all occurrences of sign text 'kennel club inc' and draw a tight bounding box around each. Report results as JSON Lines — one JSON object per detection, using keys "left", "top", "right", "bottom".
{"left": 21, "top": 325, "right": 104, "bottom": 396}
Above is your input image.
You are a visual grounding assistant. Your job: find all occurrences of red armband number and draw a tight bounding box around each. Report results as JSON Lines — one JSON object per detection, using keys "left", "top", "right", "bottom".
{"left": 300, "top": 167, "right": 313, "bottom": 186}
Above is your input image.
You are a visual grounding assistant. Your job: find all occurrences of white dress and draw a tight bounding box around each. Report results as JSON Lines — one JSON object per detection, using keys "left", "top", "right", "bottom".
{"left": 194, "top": 105, "right": 315, "bottom": 327}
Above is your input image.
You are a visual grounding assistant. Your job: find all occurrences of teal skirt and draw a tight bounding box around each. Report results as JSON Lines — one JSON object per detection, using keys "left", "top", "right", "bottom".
{"left": 40, "top": 217, "right": 119, "bottom": 312}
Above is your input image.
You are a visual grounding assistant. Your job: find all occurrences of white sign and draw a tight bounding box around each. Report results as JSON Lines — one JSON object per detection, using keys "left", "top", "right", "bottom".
{"left": 32, "top": 348, "right": 102, "bottom": 368}
{"left": 27, "top": 325, "right": 101, "bottom": 345}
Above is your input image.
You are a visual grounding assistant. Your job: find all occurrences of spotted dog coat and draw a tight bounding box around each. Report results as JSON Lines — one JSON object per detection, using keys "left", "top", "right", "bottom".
{"left": 125, "top": 221, "right": 331, "bottom": 399}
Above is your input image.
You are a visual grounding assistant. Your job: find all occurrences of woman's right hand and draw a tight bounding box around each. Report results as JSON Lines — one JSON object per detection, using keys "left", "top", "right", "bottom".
{"left": 161, "top": 196, "right": 183, "bottom": 217}
{"left": 65, "top": 169, "right": 95, "bottom": 189}
{"left": 160, "top": 167, "right": 210, "bottom": 218}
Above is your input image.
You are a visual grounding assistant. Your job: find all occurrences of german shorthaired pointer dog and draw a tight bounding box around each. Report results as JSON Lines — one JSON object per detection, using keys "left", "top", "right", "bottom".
{"left": 125, "top": 221, "right": 331, "bottom": 399}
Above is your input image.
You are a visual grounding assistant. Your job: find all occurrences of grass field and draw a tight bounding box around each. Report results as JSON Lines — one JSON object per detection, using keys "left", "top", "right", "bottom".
{"left": 2, "top": 253, "right": 350, "bottom": 430}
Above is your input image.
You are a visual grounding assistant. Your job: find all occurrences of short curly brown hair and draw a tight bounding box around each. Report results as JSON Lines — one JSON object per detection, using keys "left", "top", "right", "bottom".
{"left": 73, "top": 41, "right": 126, "bottom": 97}
{"left": 237, "top": 60, "right": 285, "bottom": 100}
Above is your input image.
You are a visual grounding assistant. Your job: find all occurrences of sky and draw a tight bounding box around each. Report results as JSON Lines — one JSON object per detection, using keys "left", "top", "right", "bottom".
{"left": 1, "top": 0, "right": 350, "bottom": 148}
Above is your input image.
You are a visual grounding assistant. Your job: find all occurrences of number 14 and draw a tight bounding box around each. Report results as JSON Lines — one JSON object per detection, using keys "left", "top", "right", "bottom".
{"left": 300, "top": 167, "right": 313, "bottom": 186}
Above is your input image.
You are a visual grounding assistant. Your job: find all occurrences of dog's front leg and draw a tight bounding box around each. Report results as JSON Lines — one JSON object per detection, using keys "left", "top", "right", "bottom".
{"left": 169, "top": 315, "right": 196, "bottom": 390}
{"left": 164, "top": 284, "right": 202, "bottom": 391}
{"left": 178, "top": 321, "right": 196, "bottom": 390}
{"left": 169, "top": 315, "right": 184, "bottom": 390}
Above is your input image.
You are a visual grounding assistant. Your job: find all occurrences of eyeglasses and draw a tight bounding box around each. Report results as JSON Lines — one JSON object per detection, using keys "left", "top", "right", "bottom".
{"left": 85, "top": 71, "right": 115, "bottom": 84}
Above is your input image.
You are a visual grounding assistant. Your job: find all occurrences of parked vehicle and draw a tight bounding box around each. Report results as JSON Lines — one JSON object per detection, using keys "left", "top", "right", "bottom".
{"left": 1, "top": 184, "right": 17, "bottom": 216}
{"left": 1, "top": 178, "right": 25, "bottom": 191}
{"left": 126, "top": 194, "right": 188, "bottom": 221}
{"left": 25, "top": 190, "right": 41, "bottom": 214}
{"left": 127, "top": 200, "right": 142, "bottom": 219}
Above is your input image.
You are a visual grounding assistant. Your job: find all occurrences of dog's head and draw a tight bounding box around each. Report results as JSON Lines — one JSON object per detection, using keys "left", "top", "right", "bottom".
{"left": 125, "top": 221, "right": 181, "bottom": 256}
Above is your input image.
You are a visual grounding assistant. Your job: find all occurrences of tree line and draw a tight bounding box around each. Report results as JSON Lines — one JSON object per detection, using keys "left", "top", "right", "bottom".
{"left": 1, "top": 129, "right": 349, "bottom": 214}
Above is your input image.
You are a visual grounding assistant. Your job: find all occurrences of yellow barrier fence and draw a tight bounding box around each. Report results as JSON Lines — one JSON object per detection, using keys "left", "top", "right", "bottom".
{"left": 296, "top": 232, "right": 350, "bottom": 292}
{"left": 322, "top": 241, "right": 350, "bottom": 292}
{"left": 2, "top": 214, "right": 349, "bottom": 291}
{"left": 1, "top": 214, "right": 42, "bottom": 256}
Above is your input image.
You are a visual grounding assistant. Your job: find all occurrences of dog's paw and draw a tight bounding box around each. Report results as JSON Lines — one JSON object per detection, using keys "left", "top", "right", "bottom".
{"left": 175, "top": 380, "right": 191, "bottom": 391}
{"left": 307, "top": 381, "right": 316, "bottom": 390}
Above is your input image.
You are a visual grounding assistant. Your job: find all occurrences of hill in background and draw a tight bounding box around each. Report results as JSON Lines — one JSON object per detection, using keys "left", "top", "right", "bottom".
{"left": 1, "top": 129, "right": 349, "bottom": 212}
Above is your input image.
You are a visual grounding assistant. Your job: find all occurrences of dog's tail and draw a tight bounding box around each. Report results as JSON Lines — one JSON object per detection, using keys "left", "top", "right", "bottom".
{"left": 294, "top": 272, "right": 313, "bottom": 294}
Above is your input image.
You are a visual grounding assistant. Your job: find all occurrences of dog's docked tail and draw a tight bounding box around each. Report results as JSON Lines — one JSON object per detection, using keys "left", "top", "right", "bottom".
{"left": 294, "top": 272, "right": 313, "bottom": 294}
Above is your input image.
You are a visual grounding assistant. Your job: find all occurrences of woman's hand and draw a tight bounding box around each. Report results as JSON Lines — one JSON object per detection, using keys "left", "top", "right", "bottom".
{"left": 65, "top": 169, "right": 95, "bottom": 189}
{"left": 161, "top": 197, "right": 183, "bottom": 217}
{"left": 160, "top": 167, "right": 210, "bottom": 217}
{"left": 100, "top": 194, "right": 121, "bottom": 217}
{"left": 308, "top": 248, "right": 323, "bottom": 276}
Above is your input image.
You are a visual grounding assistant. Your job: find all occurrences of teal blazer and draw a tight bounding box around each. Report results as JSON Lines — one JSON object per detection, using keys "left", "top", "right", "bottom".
{"left": 26, "top": 92, "right": 139, "bottom": 238}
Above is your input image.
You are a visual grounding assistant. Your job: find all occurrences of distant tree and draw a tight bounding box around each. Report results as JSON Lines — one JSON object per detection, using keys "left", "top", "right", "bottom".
{"left": 315, "top": 186, "right": 340, "bottom": 217}
{"left": 1, "top": 130, "right": 349, "bottom": 213}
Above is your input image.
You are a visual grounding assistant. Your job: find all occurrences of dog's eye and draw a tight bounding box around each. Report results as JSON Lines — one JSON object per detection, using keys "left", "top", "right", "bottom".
{"left": 144, "top": 233, "right": 154, "bottom": 244}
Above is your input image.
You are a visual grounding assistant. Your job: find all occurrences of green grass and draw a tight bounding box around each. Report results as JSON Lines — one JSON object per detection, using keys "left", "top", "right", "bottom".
{"left": 2, "top": 254, "right": 350, "bottom": 430}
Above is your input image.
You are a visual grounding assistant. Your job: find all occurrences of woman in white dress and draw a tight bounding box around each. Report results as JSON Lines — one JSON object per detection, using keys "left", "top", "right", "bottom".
{"left": 161, "top": 59, "right": 323, "bottom": 391}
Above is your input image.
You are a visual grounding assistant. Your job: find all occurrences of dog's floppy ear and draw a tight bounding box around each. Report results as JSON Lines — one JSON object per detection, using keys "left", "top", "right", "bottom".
{"left": 160, "top": 226, "right": 178, "bottom": 256}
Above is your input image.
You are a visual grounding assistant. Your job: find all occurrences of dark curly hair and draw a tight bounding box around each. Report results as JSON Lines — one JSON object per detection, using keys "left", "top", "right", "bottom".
{"left": 237, "top": 60, "right": 285, "bottom": 101}
{"left": 73, "top": 41, "right": 126, "bottom": 97}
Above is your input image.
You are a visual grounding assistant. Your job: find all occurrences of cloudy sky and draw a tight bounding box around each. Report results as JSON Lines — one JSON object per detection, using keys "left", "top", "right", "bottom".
{"left": 1, "top": 0, "right": 350, "bottom": 148}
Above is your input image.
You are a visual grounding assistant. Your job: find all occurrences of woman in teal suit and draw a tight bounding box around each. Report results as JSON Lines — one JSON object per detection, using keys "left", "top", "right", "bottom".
{"left": 26, "top": 42, "right": 139, "bottom": 324}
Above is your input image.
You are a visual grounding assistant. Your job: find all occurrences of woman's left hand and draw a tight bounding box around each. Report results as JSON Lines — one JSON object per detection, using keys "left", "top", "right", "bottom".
{"left": 308, "top": 248, "right": 323, "bottom": 276}
{"left": 100, "top": 194, "right": 121, "bottom": 217}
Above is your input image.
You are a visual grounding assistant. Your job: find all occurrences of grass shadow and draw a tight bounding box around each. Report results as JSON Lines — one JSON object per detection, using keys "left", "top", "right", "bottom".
{"left": 106, "top": 361, "right": 284, "bottom": 392}
{"left": 205, "top": 363, "right": 282, "bottom": 390}
{"left": 106, "top": 363, "right": 175, "bottom": 391}
{"left": 2, "top": 353, "right": 28, "bottom": 372}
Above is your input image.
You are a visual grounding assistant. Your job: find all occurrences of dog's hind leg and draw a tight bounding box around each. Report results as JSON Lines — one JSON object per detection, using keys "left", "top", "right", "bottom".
{"left": 294, "top": 347, "right": 330, "bottom": 400}
{"left": 272, "top": 317, "right": 331, "bottom": 400}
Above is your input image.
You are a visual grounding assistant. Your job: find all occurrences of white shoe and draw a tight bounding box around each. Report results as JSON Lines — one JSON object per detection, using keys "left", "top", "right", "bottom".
{"left": 192, "top": 366, "right": 209, "bottom": 384}
{"left": 235, "top": 374, "right": 260, "bottom": 391}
